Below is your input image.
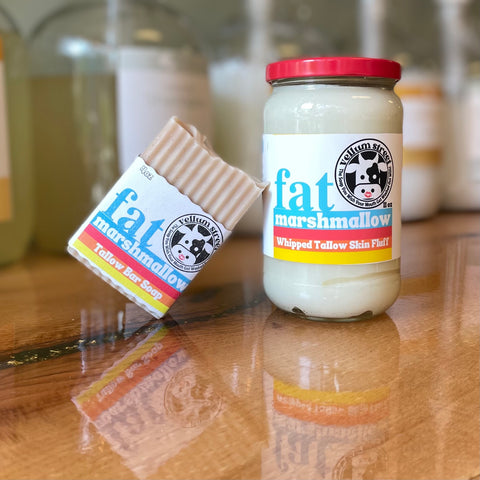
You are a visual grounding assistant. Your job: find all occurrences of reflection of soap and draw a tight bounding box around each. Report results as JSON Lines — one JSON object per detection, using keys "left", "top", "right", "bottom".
{"left": 73, "top": 324, "right": 264, "bottom": 479}
{"left": 68, "top": 117, "right": 266, "bottom": 318}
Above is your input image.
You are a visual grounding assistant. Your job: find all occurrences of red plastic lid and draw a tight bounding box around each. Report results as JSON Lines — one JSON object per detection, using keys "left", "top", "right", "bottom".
{"left": 266, "top": 57, "right": 402, "bottom": 83}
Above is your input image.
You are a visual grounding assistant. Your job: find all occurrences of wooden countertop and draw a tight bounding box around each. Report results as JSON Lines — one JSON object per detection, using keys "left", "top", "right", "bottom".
{"left": 0, "top": 213, "right": 479, "bottom": 480}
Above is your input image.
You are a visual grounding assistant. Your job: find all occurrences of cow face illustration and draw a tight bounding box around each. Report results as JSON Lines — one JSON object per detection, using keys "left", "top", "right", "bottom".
{"left": 336, "top": 139, "right": 394, "bottom": 209}
{"left": 170, "top": 224, "right": 214, "bottom": 266}
{"left": 346, "top": 153, "right": 387, "bottom": 201}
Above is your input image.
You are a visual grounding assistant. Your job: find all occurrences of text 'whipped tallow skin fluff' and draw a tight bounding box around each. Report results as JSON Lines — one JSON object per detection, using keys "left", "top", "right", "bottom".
{"left": 262, "top": 57, "right": 403, "bottom": 321}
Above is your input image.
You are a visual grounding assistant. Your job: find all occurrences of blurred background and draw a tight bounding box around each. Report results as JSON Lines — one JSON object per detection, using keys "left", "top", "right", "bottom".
{"left": 0, "top": 0, "right": 479, "bottom": 264}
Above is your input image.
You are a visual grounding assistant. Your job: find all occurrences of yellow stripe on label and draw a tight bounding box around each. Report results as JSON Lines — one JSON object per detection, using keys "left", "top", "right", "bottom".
{"left": 75, "top": 327, "right": 169, "bottom": 405}
{"left": 273, "top": 379, "right": 390, "bottom": 405}
{"left": 274, "top": 247, "right": 392, "bottom": 264}
{"left": 73, "top": 239, "right": 169, "bottom": 314}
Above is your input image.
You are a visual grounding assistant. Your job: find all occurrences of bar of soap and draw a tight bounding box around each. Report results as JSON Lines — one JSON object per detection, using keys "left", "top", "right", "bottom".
{"left": 68, "top": 117, "right": 266, "bottom": 318}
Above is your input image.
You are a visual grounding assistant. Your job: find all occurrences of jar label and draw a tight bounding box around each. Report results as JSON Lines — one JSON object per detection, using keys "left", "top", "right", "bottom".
{"left": 0, "top": 38, "right": 12, "bottom": 222}
{"left": 263, "top": 134, "right": 402, "bottom": 265}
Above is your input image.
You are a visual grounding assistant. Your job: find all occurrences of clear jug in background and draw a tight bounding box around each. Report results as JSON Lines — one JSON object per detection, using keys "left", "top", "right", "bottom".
{"left": 0, "top": 6, "right": 33, "bottom": 265}
{"left": 362, "top": 0, "right": 443, "bottom": 221}
{"left": 386, "top": 0, "right": 443, "bottom": 221}
{"left": 209, "top": 0, "right": 329, "bottom": 234}
{"left": 29, "top": 0, "right": 212, "bottom": 253}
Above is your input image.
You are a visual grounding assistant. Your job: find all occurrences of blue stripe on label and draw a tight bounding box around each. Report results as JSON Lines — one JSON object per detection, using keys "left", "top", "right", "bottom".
{"left": 273, "top": 208, "right": 393, "bottom": 229}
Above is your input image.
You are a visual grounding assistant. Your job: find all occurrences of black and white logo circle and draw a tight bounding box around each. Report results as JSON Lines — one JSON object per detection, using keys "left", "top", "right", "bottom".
{"left": 163, "top": 214, "right": 223, "bottom": 273}
{"left": 335, "top": 139, "right": 394, "bottom": 209}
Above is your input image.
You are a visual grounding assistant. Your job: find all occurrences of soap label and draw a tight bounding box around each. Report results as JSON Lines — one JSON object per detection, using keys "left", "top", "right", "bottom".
{"left": 0, "top": 38, "right": 12, "bottom": 222}
{"left": 68, "top": 157, "right": 230, "bottom": 318}
{"left": 263, "top": 134, "right": 402, "bottom": 265}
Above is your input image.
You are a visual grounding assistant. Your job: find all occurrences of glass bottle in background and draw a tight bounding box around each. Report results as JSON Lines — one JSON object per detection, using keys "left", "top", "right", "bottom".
{"left": 209, "top": 0, "right": 330, "bottom": 234}
{"left": 29, "top": 0, "right": 212, "bottom": 253}
{"left": 384, "top": 0, "right": 443, "bottom": 221}
{"left": 0, "top": 6, "right": 33, "bottom": 265}
{"left": 436, "top": 0, "right": 480, "bottom": 211}
{"left": 360, "top": 0, "right": 443, "bottom": 222}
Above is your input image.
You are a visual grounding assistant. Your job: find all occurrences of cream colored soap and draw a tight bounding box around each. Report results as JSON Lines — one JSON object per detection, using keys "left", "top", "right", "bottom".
{"left": 142, "top": 117, "right": 266, "bottom": 230}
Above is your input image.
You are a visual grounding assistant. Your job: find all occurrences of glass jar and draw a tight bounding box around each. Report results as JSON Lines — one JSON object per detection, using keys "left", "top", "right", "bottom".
{"left": 0, "top": 7, "right": 33, "bottom": 265}
{"left": 263, "top": 57, "right": 403, "bottom": 321}
{"left": 29, "top": 0, "right": 212, "bottom": 253}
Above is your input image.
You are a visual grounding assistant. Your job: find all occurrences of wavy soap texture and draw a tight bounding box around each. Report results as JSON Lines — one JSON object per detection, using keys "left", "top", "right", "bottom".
{"left": 141, "top": 117, "right": 266, "bottom": 231}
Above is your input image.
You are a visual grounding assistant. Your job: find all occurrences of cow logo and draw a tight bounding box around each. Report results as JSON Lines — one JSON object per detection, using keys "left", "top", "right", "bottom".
{"left": 335, "top": 139, "right": 394, "bottom": 209}
{"left": 164, "top": 368, "right": 223, "bottom": 427}
{"left": 333, "top": 444, "right": 387, "bottom": 480}
{"left": 163, "top": 214, "right": 223, "bottom": 273}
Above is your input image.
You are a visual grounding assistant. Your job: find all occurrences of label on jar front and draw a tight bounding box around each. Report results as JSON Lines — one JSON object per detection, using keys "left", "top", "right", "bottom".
{"left": 0, "top": 37, "right": 12, "bottom": 222}
{"left": 263, "top": 134, "right": 402, "bottom": 265}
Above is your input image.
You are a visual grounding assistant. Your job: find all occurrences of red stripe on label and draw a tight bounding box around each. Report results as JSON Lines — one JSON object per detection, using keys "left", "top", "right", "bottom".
{"left": 80, "top": 333, "right": 182, "bottom": 421}
{"left": 274, "top": 226, "right": 392, "bottom": 241}
{"left": 273, "top": 392, "right": 389, "bottom": 426}
{"left": 85, "top": 223, "right": 182, "bottom": 299}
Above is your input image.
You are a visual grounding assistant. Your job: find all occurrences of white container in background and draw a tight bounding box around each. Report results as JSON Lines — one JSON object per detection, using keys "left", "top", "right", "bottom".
{"left": 210, "top": 0, "right": 329, "bottom": 234}
{"left": 396, "top": 70, "right": 443, "bottom": 221}
{"left": 436, "top": 0, "right": 480, "bottom": 210}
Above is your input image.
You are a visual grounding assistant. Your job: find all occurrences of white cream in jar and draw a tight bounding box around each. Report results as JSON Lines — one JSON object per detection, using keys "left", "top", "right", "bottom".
{"left": 262, "top": 57, "right": 403, "bottom": 321}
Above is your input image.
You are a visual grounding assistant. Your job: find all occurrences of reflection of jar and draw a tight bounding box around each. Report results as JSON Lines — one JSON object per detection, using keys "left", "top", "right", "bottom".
{"left": 29, "top": 0, "right": 212, "bottom": 252}
{"left": 262, "top": 311, "right": 400, "bottom": 480}
{"left": 0, "top": 8, "right": 33, "bottom": 265}
{"left": 263, "top": 57, "right": 403, "bottom": 321}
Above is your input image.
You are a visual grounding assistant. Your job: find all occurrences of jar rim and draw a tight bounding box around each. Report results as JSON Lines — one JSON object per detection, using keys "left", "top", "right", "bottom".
{"left": 266, "top": 57, "right": 402, "bottom": 83}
